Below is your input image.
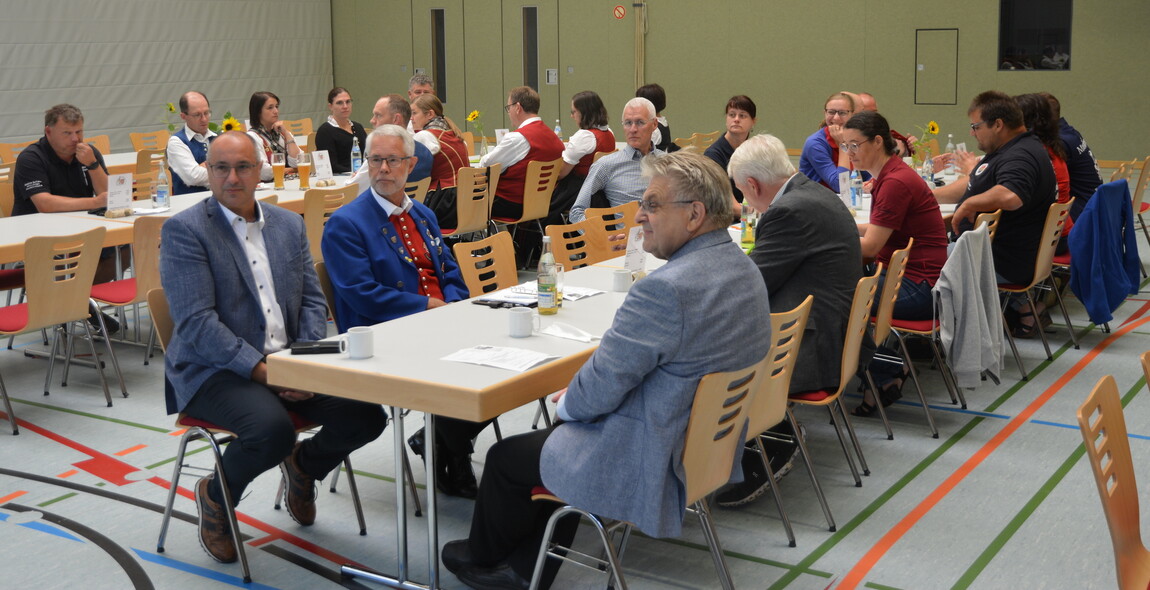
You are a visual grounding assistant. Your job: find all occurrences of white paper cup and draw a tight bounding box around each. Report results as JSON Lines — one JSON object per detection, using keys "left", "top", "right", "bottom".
{"left": 612, "top": 269, "right": 633, "bottom": 293}
{"left": 340, "top": 326, "right": 374, "bottom": 359}
{"left": 508, "top": 307, "right": 539, "bottom": 338}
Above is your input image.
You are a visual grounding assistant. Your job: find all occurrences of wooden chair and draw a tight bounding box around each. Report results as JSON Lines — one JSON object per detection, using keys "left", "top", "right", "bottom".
{"left": 257, "top": 194, "right": 278, "bottom": 206}
{"left": 443, "top": 164, "right": 499, "bottom": 239}
{"left": 0, "top": 228, "right": 123, "bottom": 407}
{"left": 135, "top": 148, "right": 165, "bottom": 175}
{"left": 1108, "top": 160, "right": 1138, "bottom": 183}
{"left": 302, "top": 131, "right": 316, "bottom": 154}
{"left": 90, "top": 216, "right": 165, "bottom": 356}
{"left": 0, "top": 139, "right": 36, "bottom": 164}
{"left": 452, "top": 231, "right": 518, "bottom": 296}
{"left": 1126, "top": 156, "right": 1150, "bottom": 248}
{"left": 0, "top": 167, "right": 13, "bottom": 218}
{"left": 302, "top": 184, "right": 357, "bottom": 262}
{"left": 404, "top": 176, "right": 432, "bottom": 204}
{"left": 490, "top": 158, "right": 562, "bottom": 252}
{"left": 788, "top": 271, "right": 881, "bottom": 486}
{"left": 129, "top": 129, "right": 171, "bottom": 151}
{"left": 461, "top": 131, "right": 475, "bottom": 157}
{"left": 545, "top": 219, "right": 602, "bottom": 271}
{"left": 592, "top": 149, "right": 617, "bottom": 164}
{"left": 281, "top": 118, "right": 314, "bottom": 137}
{"left": 672, "top": 131, "right": 722, "bottom": 152}
{"left": 998, "top": 200, "right": 1076, "bottom": 375}
{"left": 529, "top": 355, "right": 765, "bottom": 590}
{"left": 973, "top": 209, "right": 1002, "bottom": 242}
{"left": 583, "top": 201, "right": 639, "bottom": 258}
{"left": 86, "top": 134, "right": 112, "bottom": 156}
{"left": 1077, "top": 373, "right": 1150, "bottom": 590}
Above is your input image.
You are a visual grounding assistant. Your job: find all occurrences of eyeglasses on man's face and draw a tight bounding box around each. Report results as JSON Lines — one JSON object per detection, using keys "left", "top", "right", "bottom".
{"left": 367, "top": 155, "right": 412, "bottom": 169}
{"left": 970, "top": 121, "right": 989, "bottom": 131}
{"left": 638, "top": 198, "right": 696, "bottom": 213}
{"left": 207, "top": 163, "right": 258, "bottom": 178}
{"left": 622, "top": 119, "right": 650, "bottom": 128}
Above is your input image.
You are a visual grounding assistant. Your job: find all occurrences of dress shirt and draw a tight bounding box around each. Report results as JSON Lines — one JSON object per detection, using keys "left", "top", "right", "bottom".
{"left": 561, "top": 126, "right": 613, "bottom": 165}
{"left": 479, "top": 116, "right": 543, "bottom": 171}
{"left": 216, "top": 200, "right": 289, "bottom": 354}
{"left": 371, "top": 187, "right": 413, "bottom": 217}
{"left": 167, "top": 124, "right": 216, "bottom": 189}
{"left": 413, "top": 129, "right": 441, "bottom": 155}
{"left": 567, "top": 144, "right": 661, "bottom": 222}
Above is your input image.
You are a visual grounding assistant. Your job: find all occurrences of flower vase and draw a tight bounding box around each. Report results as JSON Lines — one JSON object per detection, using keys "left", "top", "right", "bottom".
{"left": 480, "top": 137, "right": 490, "bottom": 157}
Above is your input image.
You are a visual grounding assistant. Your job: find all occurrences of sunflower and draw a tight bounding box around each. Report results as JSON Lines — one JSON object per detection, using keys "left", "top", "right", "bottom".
{"left": 927, "top": 121, "right": 940, "bottom": 135}
{"left": 467, "top": 110, "right": 480, "bottom": 122}
{"left": 165, "top": 102, "right": 177, "bottom": 113}
{"left": 221, "top": 115, "right": 244, "bottom": 132}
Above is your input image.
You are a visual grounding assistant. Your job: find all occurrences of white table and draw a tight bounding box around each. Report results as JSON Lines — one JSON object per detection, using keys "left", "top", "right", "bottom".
{"left": 0, "top": 212, "right": 136, "bottom": 264}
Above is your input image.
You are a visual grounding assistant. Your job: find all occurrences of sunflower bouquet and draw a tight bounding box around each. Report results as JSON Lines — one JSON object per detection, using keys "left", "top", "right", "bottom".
{"left": 911, "top": 120, "right": 940, "bottom": 165}
{"left": 466, "top": 110, "right": 484, "bottom": 138}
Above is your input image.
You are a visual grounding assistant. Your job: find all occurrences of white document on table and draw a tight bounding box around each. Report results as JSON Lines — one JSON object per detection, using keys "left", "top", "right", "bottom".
{"left": 624, "top": 226, "right": 645, "bottom": 273}
{"left": 483, "top": 282, "right": 603, "bottom": 303}
{"left": 442, "top": 345, "right": 558, "bottom": 372}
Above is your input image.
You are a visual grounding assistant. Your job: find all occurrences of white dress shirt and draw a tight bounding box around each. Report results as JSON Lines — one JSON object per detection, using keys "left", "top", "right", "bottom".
{"left": 561, "top": 125, "right": 613, "bottom": 165}
{"left": 216, "top": 199, "right": 289, "bottom": 354}
{"left": 413, "top": 129, "right": 441, "bottom": 155}
{"left": 166, "top": 124, "right": 216, "bottom": 188}
{"left": 479, "top": 116, "right": 543, "bottom": 172}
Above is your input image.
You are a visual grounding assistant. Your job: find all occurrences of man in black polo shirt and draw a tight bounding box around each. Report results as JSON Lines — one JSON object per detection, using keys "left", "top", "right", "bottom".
{"left": 936, "top": 90, "right": 1056, "bottom": 336}
{"left": 14, "top": 104, "right": 108, "bottom": 217}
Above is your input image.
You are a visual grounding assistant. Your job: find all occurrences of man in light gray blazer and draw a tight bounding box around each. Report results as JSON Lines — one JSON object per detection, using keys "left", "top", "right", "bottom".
{"left": 441, "top": 151, "right": 771, "bottom": 589}
{"left": 160, "top": 132, "right": 385, "bottom": 564}
{"left": 717, "top": 134, "right": 863, "bottom": 507}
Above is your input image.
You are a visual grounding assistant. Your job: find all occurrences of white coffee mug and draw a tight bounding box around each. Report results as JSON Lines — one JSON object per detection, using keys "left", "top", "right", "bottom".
{"left": 340, "top": 326, "right": 374, "bottom": 359}
{"left": 612, "top": 269, "right": 633, "bottom": 293}
{"left": 508, "top": 307, "right": 540, "bottom": 338}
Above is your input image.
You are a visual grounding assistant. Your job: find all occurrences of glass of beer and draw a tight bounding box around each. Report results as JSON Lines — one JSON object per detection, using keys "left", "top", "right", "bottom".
{"left": 296, "top": 151, "right": 311, "bottom": 190}
{"left": 271, "top": 152, "right": 286, "bottom": 190}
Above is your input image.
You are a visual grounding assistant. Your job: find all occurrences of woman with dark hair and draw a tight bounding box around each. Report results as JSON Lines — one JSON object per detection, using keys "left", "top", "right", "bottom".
{"left": 558, "top": 90, "right": 614, "bottom": 180}
{"left": 799, "top": 92, "right": 858, "bottom": 192}
{"left": 842, "top": 111, "right": 947, "bottom": 416}
{"left": 315, "top": 87, "right": 367, "bottom": 174}
{"left": 636, "top": 83, "right": 676, "bottom": 152}
{"left": 247, "top": 91, "right": 301, "bottom": 181}
{"left": 704, "top": 95, "right": 757, "bottom": 202}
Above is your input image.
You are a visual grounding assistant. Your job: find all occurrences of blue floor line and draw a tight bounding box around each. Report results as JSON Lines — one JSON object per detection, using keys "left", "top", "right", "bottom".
{"left": 0, "top": 513, "right": 85, "bottom": 542}
{"left": 1030, "top": 418, "right": 1150, "bottom": 441}
{"left": 132, "top": 548, "right": 280, "bottom": 589}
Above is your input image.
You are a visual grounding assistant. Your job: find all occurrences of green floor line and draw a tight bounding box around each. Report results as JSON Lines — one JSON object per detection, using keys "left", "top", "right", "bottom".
{"left": 952, "top": 376, "right": 1147, "bottom": 588}
{"left": 864, "top": 581, "right": 903, "bottom": 590}
{"left": 646, "top": 534, "right": 833, "bottom": 577}
{"left": 10, "top": 397, "right": 170, "bottom": 433}
{"left": 767, "top": 342, "right": 1072, "bottom": 589}
{"left": 38, "top": 492, "right": 77, "bottom": 507}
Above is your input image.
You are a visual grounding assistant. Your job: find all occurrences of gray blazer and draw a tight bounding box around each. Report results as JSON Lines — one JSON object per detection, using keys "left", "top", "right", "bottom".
{"left": 751, "top": 173, "right": 862, "bottom": 394}
{"left": 541, "top": 229, "right": 771, "bottom": 538}
{"left": 160, "top": 197, "right": 327, "bottom": 413}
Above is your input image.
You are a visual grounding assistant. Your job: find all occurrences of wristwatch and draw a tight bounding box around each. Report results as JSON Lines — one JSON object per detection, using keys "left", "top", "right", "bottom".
{"left": 84, "top": 162, "right": 101, "bottom": 172}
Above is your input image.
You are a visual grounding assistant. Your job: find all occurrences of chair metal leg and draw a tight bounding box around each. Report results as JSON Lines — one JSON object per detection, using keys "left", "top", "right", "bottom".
{"left": 79, "top": 320, "right": 114, "bottom": 407}
{"left": 786, "top": 409, "right": 835, "bottom": 531}
{"left": 1000, "top": 300, "right": 1029, "bottom": 380}
{"left": 890, "top": 332, "right": 940, "bottom": 438}
{"left": 399, "top": 445, "right": 423, "bottom": 517}
{"left": 342, "top": 456, "right": 368, "bottom": 535}
{"left": 836, "top": 400, "right": 870, "bottom": 477}
{"left": 91, "top": 300, "right": 128, "bottom": 397}
{"left": 927, "top": 336, "right": 966, "bottom": 408}
{"left": 825, "top": 405, "right": 863, "bottom": 486}
{"left": 753, "top": 436, "right": 796, "bottom": 547}
{"left": 529, "top": 505, "right": 629, "bottom": 590}
{"left": 1026, "top": 292, "right": 1053, "bottom": 361}
{"left": 862, "top": 368, "right": 894, "bottom": 440}
{"left": 43, "top": 326, "right": 63, "bottom": 396}
{"left": 492, "top": 417, "right": 504, "bottom": 442}
{"left": 1049, "top": 279, "right": 1080, "bottom": 349}
{"left": 0, "top": 372, "right": 17, "bottom": 435}
{"left": 693, "top": 499, "right": 736, "bottom": 590}
{"left": 531, "top": 397, "right": 554, "bottom": 430}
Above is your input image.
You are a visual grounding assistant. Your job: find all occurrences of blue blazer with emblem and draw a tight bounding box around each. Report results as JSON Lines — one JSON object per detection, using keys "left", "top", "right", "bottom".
{"left": 320, "top": 189, "right": 469, "bottom": 332}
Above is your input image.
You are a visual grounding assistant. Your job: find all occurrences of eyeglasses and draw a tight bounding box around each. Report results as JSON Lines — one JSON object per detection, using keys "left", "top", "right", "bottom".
{"left": 842, "top": 141, "right": 867, "bottom": 153}
{"left": 367, "top": 155, "right": 412, "bottom": 169}
{"left": 969, "top": 121, "right": 988, "bottom": 131}
{"left": 622, "top": 119, "right": 650, "bottom": 128}
{"left": 186, "top": 110, "right": 212, "bottom": 119}
{"left": 638, "top": 198, "right": 697, "bottom": 213}
{"left": 207, "top": 163, "right": 259, "bottom": 178}
{"left": 825, "top": 109, "right": 853, "bottom": 118}
{"left": 504, "top": 103, "right": 516, "bottom": 112}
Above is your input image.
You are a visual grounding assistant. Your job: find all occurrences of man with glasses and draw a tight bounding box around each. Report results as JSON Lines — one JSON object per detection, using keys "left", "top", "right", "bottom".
{"left": 160, "top": 131, "right": 386, "bottom": 564}
{"left": 348, "top": 94, "right": 432, "bottom": 194}
{"left": 321, "top": 125, "right": 490, "bottom": 499}
{"left": 480, "top": 86, "right": 564, "bottom": 220}
{"left": 167, "top": 91, "right": 216, "bottom": 195}
{"left": 442, "top": 151, "right": 771, "bottom": 589}
{"left": 567, "top": 97, "right": 662, "bottom": 222}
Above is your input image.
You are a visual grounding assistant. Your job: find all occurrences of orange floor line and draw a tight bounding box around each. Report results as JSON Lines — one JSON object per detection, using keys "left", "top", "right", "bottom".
{"left": 0, "top": 491, "right": 29, "bottom": 504}
{"left": 114, "top": 444, "right": 147, "bottom": 456}
{"left": 168, "top": 428, "right": 188, "bottom": 437}
{"left": 837, "top": 313, "right": 1150, "bottom": 589}
{"left": 57, "top": 470, "right": 79, "bottom": 478}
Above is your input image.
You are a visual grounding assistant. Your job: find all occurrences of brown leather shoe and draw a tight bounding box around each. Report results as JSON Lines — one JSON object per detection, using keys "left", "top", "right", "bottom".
{"left": 195, "top": 475, "right": 238, "bottom": 563}
{"left": 280, "top": 442, "right": 317, "bottom": 526}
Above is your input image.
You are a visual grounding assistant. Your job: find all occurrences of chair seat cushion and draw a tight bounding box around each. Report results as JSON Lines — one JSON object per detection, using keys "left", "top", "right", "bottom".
{"left": 1141, "top": 202, "right": 1149, "bottom": 214}
{"left": 789, "top": 390, "right": 831, "bottom": 402}
{"left": 90, "top": 278, "right": 138, "bottom": 305}
{"left": 0, "top": 268, "right": 25, "bottom": 290}
{"left": 530, "top": 485, "right": 563, "bottom": 503}
{"left": 1052, "top": 252, "right": 1071, "bottom": 266}
{"left": 177, "top": 411, "right": 317, "bottom": 433}
{"left": 891, "top": 318, "right": 939, "bottom": 333}
{"left": 0, "top": 303, "right": 29, "bottom": 334}
{"left": 997, "top": 282, "right": 1026, "bottom": 291}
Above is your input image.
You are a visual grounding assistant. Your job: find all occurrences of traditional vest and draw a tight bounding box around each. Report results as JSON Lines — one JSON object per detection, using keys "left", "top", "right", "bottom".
{"left": 573, "top": 128, "right": 617, "bottom": 177}
{"left": 171, "top": 128, "right": 209, "bottom": 195}
{"left": 427, "top": 128, "right": 470, "bottom": 189}
{"left": 494, "top": 119, "right": 564, "bottom": 204}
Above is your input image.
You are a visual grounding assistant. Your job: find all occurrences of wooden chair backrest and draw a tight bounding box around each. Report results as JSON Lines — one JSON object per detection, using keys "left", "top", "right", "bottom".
{"left": 22, "top": 227, "right": 106, "bottom": 331}
{"left": 135, "top": 148, "right": 166, "bottom": 175}
{"left": 1109, "top": 160, "right": 1137, "bottom": 183}
{"left": 592, "top": 149, "right": 617, "bottom": 164}
{"left": 461, "top": 131, "right": 475, "bottom": 157}
{"left": 129, "top": 130, "right": 170, "bottom": 151}
{"left": 583, "top": 201, "right": 639, "bottom": 257}
{"left": 1077, "top": 373, "right": 1150, "bottom": 590}
{"left": 545, "top": 219, "right": 599, "bottom": 270}
{"left": 405, "top": 177, "right": 432, "bottom": 203}
{"left": 302, "top": 184, "right": 357, "bottom": 261}
{"left": 447, "top": 164, "right": 499, "bottom": 236}
{"left": 682, "top": 356, "right": 763, "bottom": 504}
{"left": 1129, "top": 156, "right": 1150, "bottom": 213}
{"left": 258, "top": 194, "right": 279, "bottom": 205}
{"left": 511, "top": 158, "right": 562, "bottom": 224}
{"left": 1021, "top": 199, "right": 1073, "bottom": 289}
{"left": 746, "top": 295, "right": 813, "bottom": 437}
{"left": 974, "top": 209, "right": 1002, "bottom": 243}
{"left": 829, "top": 271, "right": 882, "bottom": 400}
{"left": 0, "top": 139, "right": 36, "bottom": 164}
{"left": 672, "top": 131, "right": 722, "bottom": 151}
{"left": 87, "top": 134, "right": 112, "bottom": 156}
{"left": 452, "top": 231, "right": 518, "bottom": 296}
{"left": 129, "top": 216, "right": 165, "bottom": 304}
{"left": 872, "top": 239, "right": 913, "bottom": 344}
{"left": 133, "top": 166, "right": 160, "bottom": 201}
{"left": 146, "top": 288, "right": 173, "bottom": 351}
{"left": 314, "top": 261, "right": 339, "bottom": 327}
{"left": 302, "top": 131, "right": 316, "bottom": 154}
{"left": 281, "top": 118, "right": 314, "bottom": 137}
{"left": 0, "top": 165, "right": 13, "bottom": 217}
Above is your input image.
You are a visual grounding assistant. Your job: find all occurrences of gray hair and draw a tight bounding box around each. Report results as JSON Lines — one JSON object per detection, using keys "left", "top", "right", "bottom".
{"left": 640, "top": 151, "right": 733, "bottom": 228}
{"left": 727, "top": 134, "right": 795, "bottom": 186}
{"left": 408, "top": 73, "right": 434, "bottom": 90}
{"left": 623, "top": 97, "right": 657, "bottom": 121}
{"left": 366, "top": 124, "right": 414, "bottom": 158}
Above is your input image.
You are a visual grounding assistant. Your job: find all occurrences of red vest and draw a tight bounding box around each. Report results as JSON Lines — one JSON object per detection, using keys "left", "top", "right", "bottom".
{"left": 495, "top": 120, "right": 564, "bottom": 204}
{"left": 573, "top": 128, "right": 617, "bottom": 177}
{"left": 427, "top": 129, "right": 469, "bottom": 189}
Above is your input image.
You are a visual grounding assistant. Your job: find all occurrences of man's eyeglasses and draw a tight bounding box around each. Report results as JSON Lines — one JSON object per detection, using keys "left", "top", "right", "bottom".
{"left": 825, "top": 109, "right": 853, "bottom": 118}
{"left": 504, "top": 103, "right": 516, "bottom": 112}
{"left": 367, "top": 155, "right": 412, "bottom": 169}
{"left": 622, "top": 119, "right": 650, "bottom": 128}
{"left": 207, "top": 163, "right": 258, "bottom": 178}
{"left": 186, "top": 110, "right": 212, "bottom": 119}
{"left": 969, "top": 121, "right": 988, "bottom": 131}
{"left": 638, "top": 198, "right": 696, "bottom": 213}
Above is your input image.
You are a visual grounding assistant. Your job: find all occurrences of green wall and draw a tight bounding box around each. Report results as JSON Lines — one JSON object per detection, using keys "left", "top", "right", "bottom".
{"left": 332, "top": 0, "right": 1148, "bottom": 160}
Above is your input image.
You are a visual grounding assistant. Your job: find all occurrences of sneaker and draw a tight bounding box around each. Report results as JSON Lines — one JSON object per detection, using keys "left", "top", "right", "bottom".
{"left": 279, "top": 442, "right": 317, "bottom": 526}
{"left": 195, "top": 475, "right": 238, "bottom": 563}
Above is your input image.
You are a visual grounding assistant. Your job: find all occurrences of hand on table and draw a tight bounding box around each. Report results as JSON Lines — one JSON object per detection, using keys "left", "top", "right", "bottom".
{"left": 426, "top": 297, "right": 447, "bottom": 310}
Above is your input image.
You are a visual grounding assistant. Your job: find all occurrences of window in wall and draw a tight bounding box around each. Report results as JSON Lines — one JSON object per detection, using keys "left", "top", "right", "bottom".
{"left": 431, "top": 8, "right": 447, "bottom": 102}
{"left": 999, "top": 0, "right": 1072, "bottom": 70}
{"left": 522, "top": 6, "right": 539, "bottom": 89}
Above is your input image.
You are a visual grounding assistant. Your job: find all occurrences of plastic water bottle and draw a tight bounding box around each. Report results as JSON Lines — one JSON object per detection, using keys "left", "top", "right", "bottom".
{"left": 849, "top": 169, "right": 862, "bottom": 209}
{"left": 537, "top": 236, "right": 558, "bottom": 315}
{"left": 921, "top": 152, "right": 935, "bottom": 185}
{"left": 153, "top": 161, "right": 169, "bottom": 209}
{"left": 553, "top": 119, "right": 563, "bottom": 141}
{"left": 944, "top": 134, "right": 956, "bottom": 174}
{"left": 350, "top": 136, "right": 362, "bottom": 172}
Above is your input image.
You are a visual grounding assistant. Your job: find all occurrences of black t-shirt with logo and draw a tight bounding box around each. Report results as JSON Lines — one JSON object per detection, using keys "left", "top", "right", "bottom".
{"left": 12, "top": 136, "right": 107, "bottom": 216}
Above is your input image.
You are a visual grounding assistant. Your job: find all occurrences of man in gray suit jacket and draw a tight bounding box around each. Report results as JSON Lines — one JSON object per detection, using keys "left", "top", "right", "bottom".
{"left": 160, "top": 132, "right": 386, "bottom": 564}
{"left": 441, "top": 151, "right": 771, "bottom": 589}
{"left": 718, "top": 134, "right": 863, "bottom": 507}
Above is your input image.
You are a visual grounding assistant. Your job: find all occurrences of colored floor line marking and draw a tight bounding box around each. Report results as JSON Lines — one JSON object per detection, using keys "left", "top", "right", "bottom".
{"left": 169, "top": 428, "right": 189, "bottom": 436}
{"left": 8, "top": 397, "right": 170, "bottom": 433}
{"left": 0, "top": 491, "right": 28, "bottom": 503}
{"left": 37, "top": 492, "right": 77, "bottom": 507}
{"left": 114, "top": 444, "right": 147, "bottom": 456}
{"left": 649, "top": 534, "right": 834, "bottom": 578}
{"left": 132, "top": 548, "right": 280, "bottom": 589}
{"left": 836, "top": 313, "right": 1150, "bottom": 589}
{"left": 58, "top": 470, "right": 79, "bottom": 478}
{"left": 952, "top": 377, "right": 1147, "bottom": 588}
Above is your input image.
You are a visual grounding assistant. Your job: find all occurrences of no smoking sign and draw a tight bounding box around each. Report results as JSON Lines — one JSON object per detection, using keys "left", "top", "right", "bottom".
{"left": 614, "top": 5, "right": 626, "bottom": 19}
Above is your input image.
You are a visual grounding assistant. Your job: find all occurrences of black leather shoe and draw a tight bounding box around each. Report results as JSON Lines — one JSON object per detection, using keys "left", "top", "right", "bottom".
{"left": 453, "top": 560, "right": 530, "bottom": 590}
{"left": 441, "top": 539, "right": 473, "bottom": 573}
{"left": 407, "top": 428, "right": 426, "bottom": 458}
{"left": 440, "top": 454, "right": 478, "bottom": 499}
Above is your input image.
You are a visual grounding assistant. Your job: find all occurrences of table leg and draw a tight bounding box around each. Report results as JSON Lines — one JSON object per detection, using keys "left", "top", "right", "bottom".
{"left": 426, "top": 414, "right": 440, "bottom": 588}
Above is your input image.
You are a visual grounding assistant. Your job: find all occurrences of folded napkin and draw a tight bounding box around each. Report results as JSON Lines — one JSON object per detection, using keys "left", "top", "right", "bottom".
{"left": 540, "top": 322, "right": 600, "bottom": 343}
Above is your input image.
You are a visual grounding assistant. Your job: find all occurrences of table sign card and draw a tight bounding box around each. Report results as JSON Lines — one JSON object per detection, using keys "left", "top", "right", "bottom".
{"left": 106, "top": 173, "right": 133, "bottom": 217}
{"left": 312, "top": 150, "right": 334, "bottom": 180}
{"left": 495, "top": 129, "right": 509, "bottom": 144}
{"left": 956, "top": 142, "right": 967, "bottom": 154}
{"left": 624, "top": 226, "right": 645, "bottom": 274}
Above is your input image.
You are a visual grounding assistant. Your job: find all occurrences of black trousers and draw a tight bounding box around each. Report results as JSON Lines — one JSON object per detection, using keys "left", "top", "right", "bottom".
{"left": 467, "top": 428, "right": 579, "bottom": 588}
{"left": 436, "top": 416, "right": 494, "bottom": 456}
{"left": 183, "top": 370, "right": 387, "bottom": 505}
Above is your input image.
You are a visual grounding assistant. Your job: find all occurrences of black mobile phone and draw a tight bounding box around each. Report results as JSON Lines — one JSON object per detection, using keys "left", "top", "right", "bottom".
{"left": 290, "top": 341, "right": 341, "bottom": 355}
{"left": 88, "top": 207, "right": 107, "bottom": 216}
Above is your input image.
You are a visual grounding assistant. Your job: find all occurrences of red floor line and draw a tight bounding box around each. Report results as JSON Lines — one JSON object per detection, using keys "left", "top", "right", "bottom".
{"left": 837, "top": 312, "right": 1150, "bottom": 589}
